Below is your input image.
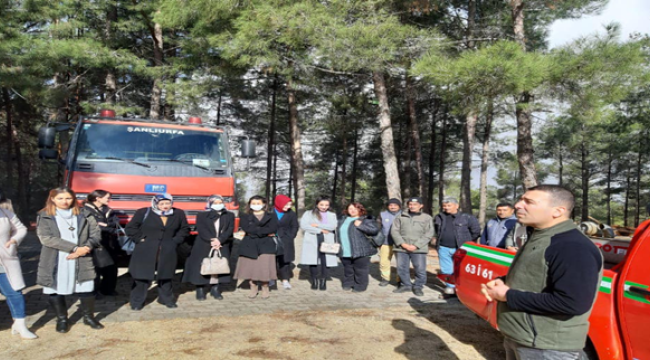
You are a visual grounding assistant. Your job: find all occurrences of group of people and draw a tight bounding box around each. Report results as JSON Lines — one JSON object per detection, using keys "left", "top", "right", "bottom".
{"left": 0, "top": 184, "right": 606, "bottom": 360}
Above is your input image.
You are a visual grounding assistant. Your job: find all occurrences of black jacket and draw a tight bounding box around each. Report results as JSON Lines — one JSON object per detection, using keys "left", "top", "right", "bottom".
{"left": 182, "top": 209, "right": 235, "bottom": 285}
{"left": 238, "top": 213, "right": 278, "bottom": 259}
{"left": 82, "top": 203, "right": 120, "bottom": 268}
{"left": 433, "top": 212, "right": 481, "bottom": 248}
{"left": 336, "top": 215, "right": 380, "bottom": 258}
{"left": 274, "top": 210, "right": 299, "bottom": 263}
{"left": 125, "top": 207, "right": 189, "bottom": 280}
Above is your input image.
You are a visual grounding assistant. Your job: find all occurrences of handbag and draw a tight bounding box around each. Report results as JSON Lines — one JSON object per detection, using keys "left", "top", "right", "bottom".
{"left": 364, "top": 231, "right": 386, "bottom": 247}
{"left": 318, "top": 233, "right": 340, "bottom": 254}
{"left": 272, "top": 235, "right": 285, "bottom": 256}
{"left": 116, "top": 223, "right": 136, "bottom": 255}
{"left": 200, "top": 249, "right": 230, "bottom": 275}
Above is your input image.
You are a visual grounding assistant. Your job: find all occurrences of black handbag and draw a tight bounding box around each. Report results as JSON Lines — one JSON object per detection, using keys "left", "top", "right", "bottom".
{"left": 92, "top": 245, "right": 115, "bottom": 268}
{"left": 272, "top": 235, "right": 285, "bottom": 256}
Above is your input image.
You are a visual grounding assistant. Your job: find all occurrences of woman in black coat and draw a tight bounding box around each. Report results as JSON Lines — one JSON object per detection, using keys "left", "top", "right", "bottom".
{"left": 182, "top": 195, "right": 234, "bottom": 301}
{"left": 234, "top": 195, "right": 278, "bottom": 299}
{"left": 82, "top": 189, "right": 120, "bottom": 297}
{"left": 125, "top": 193, "right": 189, "bottom": 310}
{"left": 336, "top": 202, "right": 380, "bottom": 293}
{"left": 272, "top": 194, "right": 299, "bottom": 290}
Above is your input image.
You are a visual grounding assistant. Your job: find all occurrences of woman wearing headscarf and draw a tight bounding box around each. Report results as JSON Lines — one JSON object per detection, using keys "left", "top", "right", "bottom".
{"left": 126, "top": 193, "right": 189, "bottom": 310}
{"left": 82, "top": 189, "right": 120, "bottom": 296}
{"left": 36, "top": 187, "right": 103, "bottom": 333}
{"left": 234, "top": 196, "right": 278, "bottom": 299}
{"left": 182, "top": 195, "right": 234, "bottom": 300}
{"left": 0, "top": 190, "right": 37, "bottom": 339}
{"left": 272, "top": 194, "right": 299, "bottom": 290}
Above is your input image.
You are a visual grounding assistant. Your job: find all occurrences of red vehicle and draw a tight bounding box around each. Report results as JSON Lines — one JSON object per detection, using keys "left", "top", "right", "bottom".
{"left": 37, "top": 110, "right": 255, "bottom": 229}
{"left": 449, "top": 222, "right": 650, "bottom": 360}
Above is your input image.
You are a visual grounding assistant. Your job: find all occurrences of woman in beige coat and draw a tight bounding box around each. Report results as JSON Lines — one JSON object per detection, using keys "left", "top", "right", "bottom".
{"left": 0, "top": 190, "right": 37, "bottom": 339}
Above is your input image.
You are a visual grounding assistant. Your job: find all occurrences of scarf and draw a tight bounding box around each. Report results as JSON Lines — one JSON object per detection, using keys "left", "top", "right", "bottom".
{"left": 151, "top": 193, "right": 174, "bottom": 216}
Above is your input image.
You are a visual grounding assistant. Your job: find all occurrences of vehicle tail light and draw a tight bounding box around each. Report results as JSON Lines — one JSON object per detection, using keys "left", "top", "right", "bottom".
{"left": 100, "top": 109, "right": 116, "bottom": 117}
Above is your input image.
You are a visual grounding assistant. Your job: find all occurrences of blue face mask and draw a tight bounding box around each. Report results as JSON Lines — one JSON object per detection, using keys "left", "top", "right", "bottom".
{"left": 211, "top": 203, "right": 225, "bottom": 211}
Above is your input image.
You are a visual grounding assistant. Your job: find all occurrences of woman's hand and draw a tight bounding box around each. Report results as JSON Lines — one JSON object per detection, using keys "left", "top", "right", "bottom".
{"left": 354, "top": 220, "right": 362, "bottom": 227}
{"left": 321, "top": 230, "right": 330, "bottom": 235}
{"left": 4, "top": 239, "right": 17, "bottom": 248}
{"left": 311, "top": 223, "right": 319, "bottom": 227}
{"left": 97, "top": 222, "right": 108, "bottom": 227}
{"left": 211, "top": 239, "right": 222, "bottom": 249}
{"left": 66, "top": 246, "right": 91, "bottom": 260}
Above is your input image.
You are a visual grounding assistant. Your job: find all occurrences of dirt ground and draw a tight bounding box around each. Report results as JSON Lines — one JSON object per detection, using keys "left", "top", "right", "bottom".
{"left": 0, "top": 303, "right": 504, "bottom": 360}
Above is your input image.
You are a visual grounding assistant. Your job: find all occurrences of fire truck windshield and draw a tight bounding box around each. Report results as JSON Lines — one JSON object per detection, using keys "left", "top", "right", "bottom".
{"left": 73, "top": 123, "right": 229, "bottom": 176}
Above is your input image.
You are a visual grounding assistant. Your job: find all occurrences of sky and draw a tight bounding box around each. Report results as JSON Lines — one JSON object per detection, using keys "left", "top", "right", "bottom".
{"left": 547, "top": 0, "right": 650, "bottom": 48}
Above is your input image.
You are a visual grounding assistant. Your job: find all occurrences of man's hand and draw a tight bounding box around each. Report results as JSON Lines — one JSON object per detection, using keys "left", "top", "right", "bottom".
{"left": 401, "top": 243, "right": 417, "bottom": 252}
{"left": 430, "top": 237, "right": 437, "bottom": 246}
{"left": 481, "top": 278, "right": 509, "bottom": 302}
{"left": 506, "top": 246, "right": 518, "bottom": 252}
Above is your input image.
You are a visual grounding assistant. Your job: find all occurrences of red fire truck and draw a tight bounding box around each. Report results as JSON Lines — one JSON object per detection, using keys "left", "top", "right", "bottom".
{"left": 449, "top": 222, "right": 650, "bottom": 359}
{"left": 37, "top": 110, "right": 255, "bottom": 229}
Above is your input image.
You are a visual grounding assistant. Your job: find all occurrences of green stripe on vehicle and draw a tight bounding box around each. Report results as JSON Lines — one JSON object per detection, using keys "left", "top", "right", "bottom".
{"left": 461, "top": 243, "right": 514, "bottom": 267}
{"left": 599, "top": 277, "right": 613, "bottom": 294}
{"left": 623, "top": 281, "right": 650, "bottom": 305}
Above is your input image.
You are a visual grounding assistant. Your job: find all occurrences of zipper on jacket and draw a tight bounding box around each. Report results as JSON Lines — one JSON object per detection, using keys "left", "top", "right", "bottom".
{"left": 526, "top": 313, "right": 538, "bottom": 348}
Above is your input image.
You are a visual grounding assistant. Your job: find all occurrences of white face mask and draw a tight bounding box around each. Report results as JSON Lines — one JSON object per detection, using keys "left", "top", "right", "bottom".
{"left": 250, "top": 204, "right": 264, "bottom": 211}
{"left": 211, "top": 204, "right": 225, "bottom": 211}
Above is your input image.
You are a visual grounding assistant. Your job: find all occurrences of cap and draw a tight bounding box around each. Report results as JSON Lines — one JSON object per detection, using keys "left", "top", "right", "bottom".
{"left": 387, "top": 198, "right": 402, "bottom": 207}
{"left": 407, "top": 197, "right": 423, "bottom": 204}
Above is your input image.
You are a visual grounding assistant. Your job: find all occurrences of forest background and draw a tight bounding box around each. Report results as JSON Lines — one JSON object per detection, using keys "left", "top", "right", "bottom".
{"left": 2, "top": 0, "right": 650, "bottom": 229}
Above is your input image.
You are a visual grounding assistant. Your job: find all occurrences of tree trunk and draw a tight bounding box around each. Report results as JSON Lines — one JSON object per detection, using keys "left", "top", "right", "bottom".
{"left": 558, "top": 149, "right": 563, "bottom": 186}
{"left": 478, "top": 102, "right": 494, "bottom": 228}
{"left": 372, "top": 72, "right": 402, "bottom": 200}
{"left": 438, "top": 107, "right": 448, "bottom": 210}
{"left": 403, "top": 117, "right": 412, "bottom": 199}
{"left": 510, "top": 0, "right": 538, "bottom": 190}
{"left": 216, "top": 92, "right": 222, "bottom": 125}
{"left": 624, "top": 167, "right": 631, "bottom": 227}
{"left": 350, "top": 129, "right": 359, "bottom": 203}
{"left": 104, "top": 2, "right": 117, "bottom": 104}
{"left": 3, "top": 89, "right": 13, "bottom": 194}
{"left": 467, "top": 0, "right": 476, "bottom": 49}
{"left": 426, "top": 101, "right": 438, "bottom": 213}
{"left": 340, "top": 130, "right": 348, "bottom": 209}
{"left": 265, "top": 78, "right": 277, "bottom": 201}
{"left": 150, "top": 14, "right": 163, "bottom": 120}
{"left": 3, "top": 89, "right": 25, "bottom": 215}
{"left": 287, "top": 78, "right": 306, "bottom": 216}
{"left": 272, "top": 142, "right": 278, "bottom": 200}
{"left": 581, "top": 140, "right": 589, "bottom": 222}
{"left": 331, "top": 154, "right": 339, "bottom": 203}
{"left": 635, "top": 137, "right": 643, "bottom": 226}
{"left": 460, "top": 111, "right": 477, "bottom": 213}
{"left": 406, "top": 76, "right": 425, "bottom": 198}
{"left": 606, "top": 148, "right": 613, "bottom": 225}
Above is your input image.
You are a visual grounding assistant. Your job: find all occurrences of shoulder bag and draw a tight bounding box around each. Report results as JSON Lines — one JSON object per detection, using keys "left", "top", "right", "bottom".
{"left": 200, "top": 249, "right": 230, "bottom": 275}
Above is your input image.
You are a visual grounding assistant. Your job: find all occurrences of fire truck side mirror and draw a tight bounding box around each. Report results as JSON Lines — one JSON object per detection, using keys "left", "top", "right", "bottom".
{"left": 241, "top": 140, "right": 256, "bottom": 158}
{"left": 38, "top": 126, "right": 56, "bottom": 149}
{"left": 39, "top": 149, "right": 58, "bottom": 160}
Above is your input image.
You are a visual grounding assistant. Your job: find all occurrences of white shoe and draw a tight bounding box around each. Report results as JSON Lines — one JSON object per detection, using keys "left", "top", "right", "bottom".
{"left": 282, "top": 281, "right": 292, "bottom": 290}
{"left": 444, "top": 287, "right": 456, "bottom": 295}
{"left": 11, "top": 319, "right": 38, "bottom": 339}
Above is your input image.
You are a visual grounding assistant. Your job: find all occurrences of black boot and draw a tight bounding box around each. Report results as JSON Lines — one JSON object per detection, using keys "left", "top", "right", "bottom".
{"left": 196, "top": 286, "right": 207, "bottom": 301}
{"left": 319, "top": 279, "right": 327, "bottom": 291}
{"left": 310, "top": 278, "right": 318, "bottom": 290}
{"left": 80, "top": 296, "right": 104, "bottom": 329}
{"left": 210, "top": 285, "right": 223, "bottom": 300}
{"left": 49, "top": 295, "right": 69, "bottom": 333}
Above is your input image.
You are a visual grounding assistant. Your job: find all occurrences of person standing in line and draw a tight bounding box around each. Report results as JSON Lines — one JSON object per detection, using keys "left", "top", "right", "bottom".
{"left": 300, "top": 196, "right": 338, "bottom": 291}
{"left": 183, "top": 195, "right": 234, "bottom": 300}
{"left": 234, "top": 196, "right": 278, "bottom": 299}
{"left": 480, "top": 202, "right": 518, "bottom": 249}
{"left": 36, "top": 187, "right": 104, "bottom": 333}
{"left": 0, "top": 190, "right": 37, "bottom": 339}
{"left": 82, "top": 189, "right": 120, "bottom": 297}
{"left": 378, "top": 198, "right": 402, "bottom": 287}
{"left": 272, "top": 194, "right": 299, "bottom": 290}
{"left": 432, "top": 197, "right": 480, "bottom": 295}
{"left": 483, "top": 185, "right": 603, "bottom": 360}
{"left": 126, "top": 193, "right": 189, "bottom": 310}
{"left": 391, "top": 197, "right": 434, "bottom": 297}
{"left": 336, "top": 202, "right": 380, "bottom": 293}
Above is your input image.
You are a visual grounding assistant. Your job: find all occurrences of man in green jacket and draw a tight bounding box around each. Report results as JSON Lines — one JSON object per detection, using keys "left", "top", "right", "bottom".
{"left": 483, "top": 185, "right": 603, "bottom": 359}
{"left": 391, "top": 197, "right": 434, "bottom": 297}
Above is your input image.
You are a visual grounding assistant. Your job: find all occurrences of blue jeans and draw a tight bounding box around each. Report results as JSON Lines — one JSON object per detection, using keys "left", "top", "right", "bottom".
{"left": 0, "top": 273, "right": 26, "bottom": 319}
{"left": 438, "top": 246, "right": 457, "bottom": 288}
{"left": 395, "top": 252, "right": 427, "bottom": 289}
